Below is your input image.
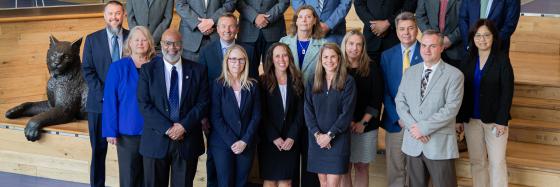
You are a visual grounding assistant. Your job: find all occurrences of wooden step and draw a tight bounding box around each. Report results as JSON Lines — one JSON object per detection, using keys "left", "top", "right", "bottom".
{"left": 457, "top": 177, "right": 530, "bottom": 187}
{"left": 515, "top": 83, "right": 560, "bottom": 100}
{"left": 509, "top": 119, "right": 560, "bottom": 146}
{"left": 511, "top": 97, "right": 560, "bottom": 123}
{"left": 456, "top": 141, "right": 560, "bottom": 186}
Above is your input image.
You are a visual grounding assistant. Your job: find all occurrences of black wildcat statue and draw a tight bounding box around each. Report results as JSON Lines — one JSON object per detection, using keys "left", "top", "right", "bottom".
{"left": 5, "top": 36, "right": 88, "bottom": 142}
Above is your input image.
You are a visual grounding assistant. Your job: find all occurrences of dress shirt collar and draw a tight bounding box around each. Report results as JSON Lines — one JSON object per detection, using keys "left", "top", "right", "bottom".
{"left": 164, "top": 58, "right": 183, "bottom": 72}
{"left": 400, "top": 41, "right": 418, "bottom": 55}
{"left": 220, "top": 39, "right": 235, "bottom": 51}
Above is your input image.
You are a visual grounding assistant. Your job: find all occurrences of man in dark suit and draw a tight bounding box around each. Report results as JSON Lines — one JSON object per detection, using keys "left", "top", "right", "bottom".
{"left": 81, "top": 1, "right": 129, "bottom": 186}
{"left": 199, "top": 13, "right": 257, "bottom": 80}
{"left": 237, "top": 0, "right": 289, "bottom": 64}
{"left": 137, "top": 29, "right": 209, "bottom": 187}
{"left": 126, "top": 0, "right": 174, "bottom": 51}
{"left": 416, "top": 0, "right": 464, "bottom": 67}
{"left": 379, "top": 12, "right": 423, "bottom": 187}
{"left": 175, "top": 0, "right": 237, "bottom": 62}
{"left": 354, "top": 0, "right": 417, "bottom": 62}
{"left": 459, "top": 0, "right": 520, "bottom": 53}
{"left": 197, "top": 13, "right": 256, "bottom": 187}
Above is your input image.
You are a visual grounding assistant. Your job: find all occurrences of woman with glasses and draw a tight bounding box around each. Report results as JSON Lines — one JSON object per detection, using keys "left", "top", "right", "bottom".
{"left": 456, "top": 19, "right": 514, "bottom": 187}
{"left": 305, "top": 43, "right": 356, "bottom": 187}
{"left": 102, "top": 26, "right": 157, "bottom": 187}
{"left": 209, "top": 44, "right": 262, "bottom": 187}
{"left": 258, "top": 43, "right": 305, "bottom": 187}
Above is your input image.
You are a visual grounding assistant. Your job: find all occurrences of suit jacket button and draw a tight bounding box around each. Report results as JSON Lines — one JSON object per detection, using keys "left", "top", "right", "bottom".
{"left": 419, "top": 111, "right": 423, "bottom": 114}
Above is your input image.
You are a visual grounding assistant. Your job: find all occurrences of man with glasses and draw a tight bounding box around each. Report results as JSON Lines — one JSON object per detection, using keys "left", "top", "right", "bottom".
{"left": 82, "top": 1, "right": 129, "bottom": 186}
{"left": 197, "top": 13, "right": 256, "bottom": 187}
{"left": 137, "top": 29, "right": 209, "bottom": 187}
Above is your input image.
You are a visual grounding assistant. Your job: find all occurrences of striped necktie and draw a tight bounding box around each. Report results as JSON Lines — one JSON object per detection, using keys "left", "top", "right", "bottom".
{"left": 111, "top": 35, "right": 119, "bottom": 62}
{"left": 318, "top": 0, "right": 324, "bottom": 13}
{"left": 421, "top": 69, "right": 433, "bottom": 99}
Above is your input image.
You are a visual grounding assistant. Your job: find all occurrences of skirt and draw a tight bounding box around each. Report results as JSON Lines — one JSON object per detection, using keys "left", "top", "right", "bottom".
{"left": 349, "top": 129, "right": 378, "bottom": 163}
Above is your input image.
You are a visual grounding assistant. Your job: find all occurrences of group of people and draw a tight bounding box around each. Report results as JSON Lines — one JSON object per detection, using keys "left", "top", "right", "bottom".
{"left": 81, "top": 0, "right": 519, "bottom": 187}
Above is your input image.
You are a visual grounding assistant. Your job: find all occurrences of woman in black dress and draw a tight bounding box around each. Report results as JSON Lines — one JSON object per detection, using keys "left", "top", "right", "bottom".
{"left": 304, "top": 43, "right": 357, "bottom": 187}
{"left": 339, "top": 29, "right": 384, "bottom": 187}
{"left": 258, "top": 43, "right": 305, "bottom": 187}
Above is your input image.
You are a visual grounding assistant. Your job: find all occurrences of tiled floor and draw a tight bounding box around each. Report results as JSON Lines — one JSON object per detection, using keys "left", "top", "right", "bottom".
{"left": 0, "top": 172, "right": 88, "bottom": 187}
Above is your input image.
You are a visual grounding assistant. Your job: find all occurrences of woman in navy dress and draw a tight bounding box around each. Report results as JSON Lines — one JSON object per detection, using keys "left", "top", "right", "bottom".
{"left": 304, "top": 43, "right": 357, "bottom": 187}
{"left": 258, "top": 43, "right": 305, "bottom": 187}
{"left": 209, "top": 44, "right": 261, "bottom": 187}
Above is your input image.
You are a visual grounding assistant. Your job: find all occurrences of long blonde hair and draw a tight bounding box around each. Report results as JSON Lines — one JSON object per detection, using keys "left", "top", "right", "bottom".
{"left": 123, "top": 26, "right": 156, "bottom": 60}
{"left": 218, "top": 45, "right": 254, "bottom": 90}
{"left": 312, "top": 43, "right": 348, "bottom": 93}
{"left": 341, "top": 29, "right": 370, "bottom": 77}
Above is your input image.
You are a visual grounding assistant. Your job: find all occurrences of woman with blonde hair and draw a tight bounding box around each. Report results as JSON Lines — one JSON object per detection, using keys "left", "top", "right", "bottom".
{"left": 304, "top": 43, "right": 357, "bottom": 187}
{"left": 209, "top": 44, "right": 262, "bottom": 187}
{"left": 102, "top": 26, "right": 157, "bottom": 187}
{"left": 339, "top": 29, "right": 384, "bottom": 187}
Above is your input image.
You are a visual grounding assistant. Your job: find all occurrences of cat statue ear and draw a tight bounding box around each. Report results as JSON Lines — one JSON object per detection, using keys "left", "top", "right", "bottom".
{"left": 49, "top": 35, "right": 59, "bottom": 48}
{"left": 71, "top": 37, "right": 83, "bottom": 53}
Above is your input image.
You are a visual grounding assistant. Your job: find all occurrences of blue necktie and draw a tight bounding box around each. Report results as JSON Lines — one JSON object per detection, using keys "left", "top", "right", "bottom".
{"left": 111, "top": 35, "right": 120, "bottom": 62}
{"left": 222, "top": 47, "right": 227, "bottom": 55}
{"left": 169, "top": 66, "right": 180, "bottom": 122}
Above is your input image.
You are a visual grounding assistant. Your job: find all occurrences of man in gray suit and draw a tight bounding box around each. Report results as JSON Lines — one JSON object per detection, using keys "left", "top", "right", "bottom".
{"left": 126, "top": 0, "right": 174, "bottom": 51}
{"left": 395, "top": 29, "right": 464, "bottom": 187}
{"left": 416, "top": 0, "right": 464, "bottom": 67}
{"left": 175, "top": 0, "right": 236, "bottom": 62}
{"left": 237, "top": 0, "right": 289, "bottom": 63}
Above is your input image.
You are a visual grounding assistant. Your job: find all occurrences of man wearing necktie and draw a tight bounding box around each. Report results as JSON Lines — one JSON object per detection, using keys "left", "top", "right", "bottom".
{"left": 138, "top": 29, "right": 209, "bottom": 187}
{"left": 395, "top": 30, "right": 464, "bottom": 187}
{"left": 380, "top": 12, "right": 423, "bottom": 187}
{"left": 197, "top": 13, "right": 256, "bottom": 187}
{"left": 126, "top": 0, "right": 174, "bottom": 52}
{"left": 416, "top": 0, "right": 464, "bottom": 68}
{"left": 82, "top": 1, "right": 129, "bottom": 186}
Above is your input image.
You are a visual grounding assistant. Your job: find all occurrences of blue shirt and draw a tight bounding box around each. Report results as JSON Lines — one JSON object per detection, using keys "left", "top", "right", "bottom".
{"left": 472, "top": 57, "right": 484, "bottom": 119}
{"left": 102, "top": 57, "right": 145, "bottom": 137}
{"left": 297, "top": 40, "right": 310, "bottom": 70}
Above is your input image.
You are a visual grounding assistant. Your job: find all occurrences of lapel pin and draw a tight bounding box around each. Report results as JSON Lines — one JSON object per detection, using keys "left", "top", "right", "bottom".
{"left": 185, "top": 75, "right": 189, "bottom": 79}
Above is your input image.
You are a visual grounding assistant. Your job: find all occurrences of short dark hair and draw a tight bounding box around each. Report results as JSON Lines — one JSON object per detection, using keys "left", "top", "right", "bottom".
{"left": 422, "top": 29, "right": 444, "bottom": 46}
{"left": 104, "top": 0, "right": 124, "bottom": 11}
{"left": 395, "top": 11, "right": 416, "bottom": 26}
{"left": 218, "top": 13, "right": 238, "bottom": 26}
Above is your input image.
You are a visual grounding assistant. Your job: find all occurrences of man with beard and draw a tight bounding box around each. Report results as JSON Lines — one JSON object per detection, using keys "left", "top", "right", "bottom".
{"left": 197, "top": 13, "right": 256, "bottom": 187}
{"left": 137, "top": 29, "right": 209, "bottom": 187}
{"left": 82, "top": 1, "right": 129, "bottom": 186}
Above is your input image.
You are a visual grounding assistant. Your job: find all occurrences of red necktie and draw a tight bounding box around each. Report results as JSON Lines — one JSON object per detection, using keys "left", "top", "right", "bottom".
{"left": 439, "top": 0, "right": 448, "bottom": 32}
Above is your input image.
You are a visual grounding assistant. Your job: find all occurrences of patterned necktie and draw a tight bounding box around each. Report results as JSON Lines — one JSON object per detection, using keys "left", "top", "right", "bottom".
{"left": 318, "top": 0, "right": 324, "bottom": 13}
{"left": 111, "top": 35, "right": 120, "bottom": 62}
{"left": 169, "top": 66, "right": 180, "bottom": 122}
{"left": 222, "top": 47, "right": 227, "bottom": 55}
{"left": 439, "top": 0, "right": 448, "bottom": 32}
{"left": 421, "top": 69, "right": 433, "bottom": 99}
{"left": 403, "top": 48, "right": 410, "bottom": 73}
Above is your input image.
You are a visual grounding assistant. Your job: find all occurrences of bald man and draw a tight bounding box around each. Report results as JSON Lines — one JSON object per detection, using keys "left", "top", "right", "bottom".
{"left": 137, "top": 29, "right": 209, "bottom": 187}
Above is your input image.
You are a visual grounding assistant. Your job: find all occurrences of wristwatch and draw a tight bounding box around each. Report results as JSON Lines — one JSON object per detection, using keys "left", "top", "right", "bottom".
{"left": 360, "top": 120, "right": 369, "bottom": 127}
{"left": 327, "top": 131, "right": 336, "bottom": 139}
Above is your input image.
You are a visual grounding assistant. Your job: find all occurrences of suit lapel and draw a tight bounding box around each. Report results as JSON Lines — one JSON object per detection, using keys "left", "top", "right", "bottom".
{"left": 155, "top": 60, "right": 171, "bottom": 118}
{"left": 392, "top": 46, "right": 404, "bottom": 78}
{"left": 240, "top": 88, "right": 250, "bottom": 115}
{"left": 227, "top": 87, "right": 242, "bottom": 115}
{"left": 412, "top": 42, "right": 422, "bottom": 65}
{"left": 288, "top": 37, "right": 301, "bottom": 70}
{"left": 180, "top": 61, "right": 192, "bottom": 108}
{"left": 99, "top": 30, "right": 112, "bottom": 63}
{"left": 302, "top": 39, "right": 321, "bottom": 73}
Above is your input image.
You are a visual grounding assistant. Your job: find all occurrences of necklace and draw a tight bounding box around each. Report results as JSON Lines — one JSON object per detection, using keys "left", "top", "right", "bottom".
{"left": 297, "top": 40, "right": 310, "bottom": 55}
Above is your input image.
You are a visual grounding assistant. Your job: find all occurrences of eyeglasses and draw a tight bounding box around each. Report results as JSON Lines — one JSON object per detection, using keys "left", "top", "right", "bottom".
{"left": 161, "top": 40, "right": 182, "bottom": 47}
{"left": 474, "top": 33, "right": 492, "bottom": 40}
{"left": 227, "top": 57, "right": 246, "bottom": 64}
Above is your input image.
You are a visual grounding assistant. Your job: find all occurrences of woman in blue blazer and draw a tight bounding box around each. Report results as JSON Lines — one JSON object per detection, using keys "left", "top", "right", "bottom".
{"left": 209, "top": 44, "right": 261, "bottom": 187}
{"left": 102, "top": 26, "right": 157, "bottom": 187}
{"left": 304, "top": 43, "right": 356, "bottom": 187}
